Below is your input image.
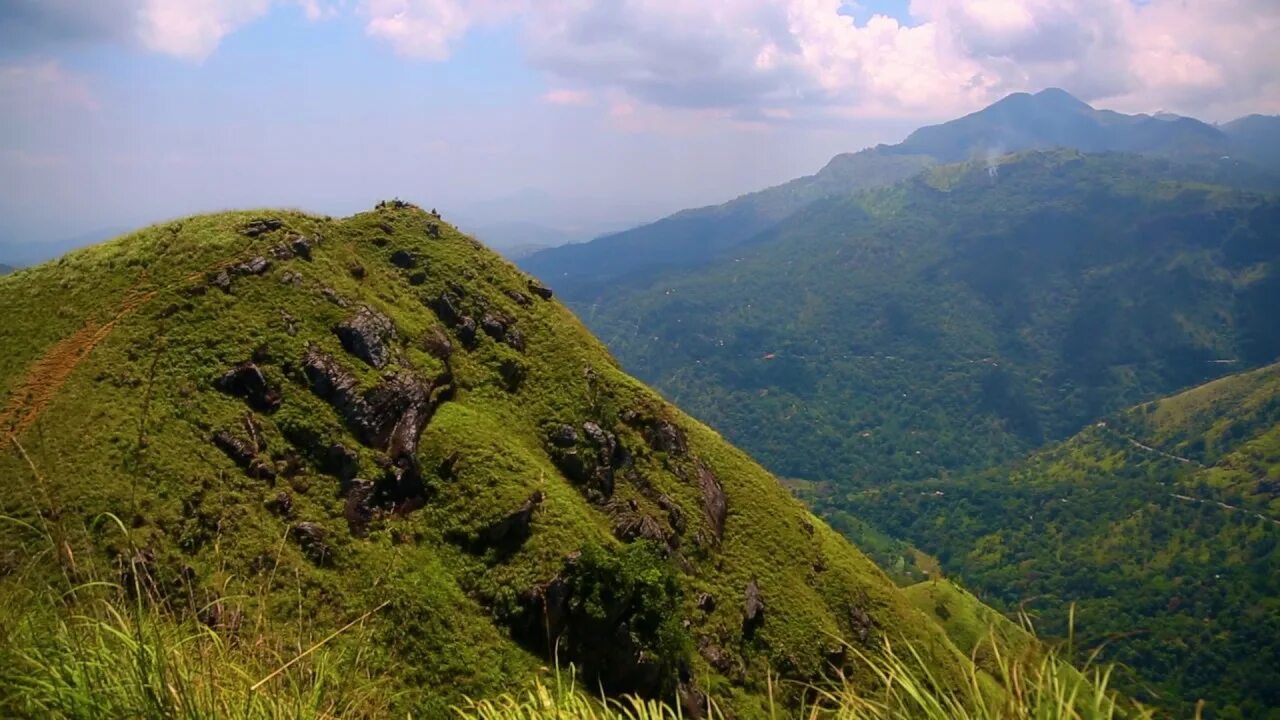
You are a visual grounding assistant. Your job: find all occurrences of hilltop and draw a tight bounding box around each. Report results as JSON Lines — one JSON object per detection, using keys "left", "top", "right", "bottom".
{"left": 0, "top": 204, "right": 991, "bottom": 717}
{"left": 844, "top": 363, "right": 1280, "bottom": 716}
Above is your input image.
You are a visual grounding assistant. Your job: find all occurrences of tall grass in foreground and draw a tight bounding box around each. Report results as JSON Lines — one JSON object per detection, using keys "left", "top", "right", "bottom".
{"left": 456, "top": 631, "right": 1158, "bottom": 720}
{"left": 3, "top": 513, "right": 1155, "bottom": 720}
{"left": 0, "top": 513, "right": 393, "bottom": 719}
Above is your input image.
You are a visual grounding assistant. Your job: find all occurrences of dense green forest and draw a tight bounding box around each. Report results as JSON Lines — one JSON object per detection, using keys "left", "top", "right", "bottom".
{"left": 831, "top": 364, "right": 1280, "bottom": 718}
{"left": 577, "top": 151, "right": 1280, "bottom": 487}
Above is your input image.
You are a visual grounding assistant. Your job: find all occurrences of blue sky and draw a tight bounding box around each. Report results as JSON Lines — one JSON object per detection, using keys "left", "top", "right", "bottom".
{"left": 1, "top": 0, "right": 1277, "bottom": 254}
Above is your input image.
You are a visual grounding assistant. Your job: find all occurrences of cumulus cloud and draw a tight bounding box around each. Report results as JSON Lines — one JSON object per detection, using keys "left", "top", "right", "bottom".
{"left": 359, "top": 0, "right": 520, "bottom": 59}
{"left": 362, "top": 0, "right": 1271, "bottom": 120}
{"left": 4, "top": 0, "right": 1276, "bottom": 117}
{"left": 0, "top": 0, "right": 338, "bottom": 61}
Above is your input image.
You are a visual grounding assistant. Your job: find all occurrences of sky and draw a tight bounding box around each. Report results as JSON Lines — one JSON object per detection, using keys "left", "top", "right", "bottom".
{"left": 1, "top": 0, "right": 1278, "bottom": 253}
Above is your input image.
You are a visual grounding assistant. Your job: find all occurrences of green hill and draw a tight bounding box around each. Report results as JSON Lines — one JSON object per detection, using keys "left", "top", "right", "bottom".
{"left": 844, "top": 364, "right": 1280, "bottom": 717}
{"left": 0, "top": 203, "right": 992, "bottom": 717}
{"left": 574, "top": 150, "right": 1280, "bottom": 488}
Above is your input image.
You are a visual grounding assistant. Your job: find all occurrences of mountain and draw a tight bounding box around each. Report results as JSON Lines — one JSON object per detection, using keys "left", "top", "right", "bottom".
{"left": 841, "top": 364, "right": 1280, "bottom": 717}
{"left": 1222, "top": 114, "right": 1280, "bottom": 169}
{"left": 521, "top": 89, "right": 1280, "bottom": 300}
{"left": 520, "top": 148, "right": 934, "bottom": 299}
{"left": 579, "top": 150, "right": 1280, "bottom": 487}
{"left": 0, "top": 264, "right": 12, "bottom": 276}
{"left": 0, "top": 203, "right": 993, "bottom": 717}
{"left": 890, "top": 88, "right": 1230, "bottom": 162}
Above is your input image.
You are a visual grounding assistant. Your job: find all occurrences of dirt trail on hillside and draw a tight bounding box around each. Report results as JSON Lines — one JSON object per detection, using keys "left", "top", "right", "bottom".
{"left": 0, "top": 289, "right": 155, "bottom": 447}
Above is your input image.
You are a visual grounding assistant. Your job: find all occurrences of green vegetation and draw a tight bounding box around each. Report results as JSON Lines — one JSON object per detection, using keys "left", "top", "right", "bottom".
{"left": 0, "top": 203, "right": 1005, "bottom": 716}
{"left": 522, "top": 88, "right": 1280, "bottom": 301}
{"left": 579, "top": 150, "right": 1280, "bottom": 488}
{"left": 842, "top": 364, "right": 1280, "bottom": 718}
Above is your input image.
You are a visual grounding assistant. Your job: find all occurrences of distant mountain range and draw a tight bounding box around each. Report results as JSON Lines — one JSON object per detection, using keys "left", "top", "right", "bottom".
{"left": 521, "top": 89, "right": 1280, "bottom": 299}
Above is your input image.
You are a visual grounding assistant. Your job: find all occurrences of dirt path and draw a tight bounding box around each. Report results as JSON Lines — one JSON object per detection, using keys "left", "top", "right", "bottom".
{"left": 1170, "top": 493, "right": 1280, "bottom": 527}
{"left": 0, "top": 289, "right": 156, "bottom": 446}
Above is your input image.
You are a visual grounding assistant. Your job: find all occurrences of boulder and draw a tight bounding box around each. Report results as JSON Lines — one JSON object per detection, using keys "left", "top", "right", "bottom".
{"left": 215, "top": 362, "right": 281, "bottom": 412}
{"left": 210, "top": 270, "right": 233, "bottom": 294}
{"left": 527, "top": 279, "right": 553, "bottom": 300}
{"left": 234, "top": 256, "right": 271, "bottom": 276}
{"left": 240, "top": 218, "right": 283, "bottom": 237}
{"left": 291, "top": 522, "right": 332, "bottom": 565}
{"left": 505, "top": 289, "right": 532, "bottom": 306}
{"left": 389, "top": 249, "right": 418, "bottom": 269}
{"left": 289, "top": 235, "right": 313, "bottom": 260}
{"left": 334, "top": 306, "right": 397, "bottom": 368}
{"left": 267, "top": 490, "right": 293, "bottom": 518}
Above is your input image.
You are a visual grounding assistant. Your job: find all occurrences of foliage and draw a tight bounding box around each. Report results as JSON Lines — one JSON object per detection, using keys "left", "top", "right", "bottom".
{"left": 0, "top": 203, "right": 985, "bottom": 717}
{"left": 576, "top": 151, "right": 1280, "bottom": 488}
{"left": 843, "top": 364, "right": 1280, "bottom": 718}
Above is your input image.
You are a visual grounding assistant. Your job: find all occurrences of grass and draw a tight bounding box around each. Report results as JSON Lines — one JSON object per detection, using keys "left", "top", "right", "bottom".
{"left": 0, "top": 513, "right": 394, "bottom": 719}
{"left": 2, "top": 507, "right": 1152, "bottom": 720}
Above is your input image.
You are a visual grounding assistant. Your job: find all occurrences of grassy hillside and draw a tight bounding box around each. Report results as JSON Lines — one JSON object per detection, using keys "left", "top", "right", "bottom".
{"left": 0, "top": 203, "right": 993, "bottom": 717}
{"left": 578, "top": 150, "right": 1280, "bottom": 488}
{"left": 844, "top": 364, "right": 1280, "bottom": 718}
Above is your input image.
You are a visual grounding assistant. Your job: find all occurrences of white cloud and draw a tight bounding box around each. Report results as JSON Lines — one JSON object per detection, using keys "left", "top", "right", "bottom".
{"left": 359, "top": 0, "right": 520, "bottom": 59}
{"left": 6, "top": 0, "right": 1277, "bottom": 117}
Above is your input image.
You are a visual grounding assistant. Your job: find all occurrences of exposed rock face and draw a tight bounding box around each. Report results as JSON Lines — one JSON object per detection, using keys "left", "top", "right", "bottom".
{"left": 240, "top": 218, "right": 283, "bottom": 237}
{"left": 548, "top": 421, "right": 630, "bottom": 502}
{"left": 326, "top": 442, "right": 360, "bottom": 482}
{"left": 608, "top": 501, "right": 669, "bottom": 545}
{"left": 743, "top": 579, "right": 765, "bottom": 637}
{"left": 422, "top": 326, "right": 453, "bottom": 361}
{"left": 505, "top": 289, "right": 532, "bottom": 306}
{"left": 696, "top": 463, "right": 727, "bottom": 542}
{"left": 291, "top": 522, "right": 331, "bottom": 565}
{"left": 215, "top": 362, "right": 281, "bottom": 412}
{"left": 211, "top": 430, "right": 275, "bottom": 480}
{"left": 334, "top": 306, "right": 397, "bottom": 368}
{"left": 344, "top": 479, "right": 377, "bottom": 536}
{"left": 302, "top": 346, "right": 453, "bottom": 505}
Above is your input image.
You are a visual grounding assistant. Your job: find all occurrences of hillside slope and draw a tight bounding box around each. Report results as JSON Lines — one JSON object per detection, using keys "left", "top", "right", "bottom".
{"left": 845, "top": 364, "right": 1280, "bottom": 717}
{"left": 522, "top": 90, "right": 1279, "bottom": 300}
{"left": 578, "top": 151, "right": 1280, "bottom": 487}
{"left": 0, "top": 204, "right": 983, "bottom": 717}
